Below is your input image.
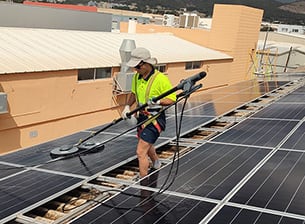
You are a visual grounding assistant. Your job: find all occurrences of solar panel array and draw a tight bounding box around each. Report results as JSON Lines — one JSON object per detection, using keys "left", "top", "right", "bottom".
{"left": 1, "top": 77, "right": 305, "bottom": 223}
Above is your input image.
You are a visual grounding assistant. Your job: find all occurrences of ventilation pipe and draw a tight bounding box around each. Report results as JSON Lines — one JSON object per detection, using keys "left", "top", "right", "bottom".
{"left": 115, "top": 39, "right": 136, "bottom": 92}
{"left": 128, "top": 18, "right": 137, "bottom": 34}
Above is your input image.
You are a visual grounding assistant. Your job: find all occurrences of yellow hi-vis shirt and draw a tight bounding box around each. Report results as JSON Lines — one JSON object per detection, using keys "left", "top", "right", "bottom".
{"left": 131, "top": 69, "right": 176, "bottom": 105}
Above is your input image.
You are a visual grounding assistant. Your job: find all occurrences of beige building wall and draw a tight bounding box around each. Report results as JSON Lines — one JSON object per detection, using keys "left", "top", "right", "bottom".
{"left": 164, "top": 61, "right": 232, "bottom": 92}
{"left": 120, "top": 4, "right": 263, "bottom": 84}
{"left": 0, "top": 70, "right": 120, "bottom": 154}
{"left": 210, "top": 5, "right": 263, "bottom": 83}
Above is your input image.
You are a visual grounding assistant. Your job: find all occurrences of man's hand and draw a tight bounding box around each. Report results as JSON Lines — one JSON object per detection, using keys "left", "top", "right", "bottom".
{"left": 122, "top": 105, "right": 131, "bottom": 119}
{"left": 147, "top": 99, "right": 161, "bottom": 106}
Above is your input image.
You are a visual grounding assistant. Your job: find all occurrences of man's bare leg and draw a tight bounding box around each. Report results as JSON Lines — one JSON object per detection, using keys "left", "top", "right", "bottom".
{"left": 137, "top": 139, "right": 152, "bottom": 177}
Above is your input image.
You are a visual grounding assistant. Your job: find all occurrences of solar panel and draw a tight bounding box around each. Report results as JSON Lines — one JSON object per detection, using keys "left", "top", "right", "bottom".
{"left": 161, "top": 116, "right": 214, "bottom": 138}
{"left": 277, "top": 94, "right": 305, "bottom": 103}
{"left": 0, "top": 131, "right": 90, "bottom": 166}
{"left": 217, "top": 94, "right": 262, "bottom": 103}
{"left": 0, "top": 164, "right": 25, "bottom": 179}
{"left": 87, "top": 119, "right": 139, "bottom": 134}
{"left": 292, "top": 86, "right": 305, "bottom": 93}
{"left": 211, "top": 118, "right": 298, "bottom": 147}
{"left": 252, "top": 103, "right": 305, "bottom": 120}
{"left": 166, "top": 101, "right": 207, "bottom": 115}
{"left": 202, "top": 80, "right": 269, "bottom": 94}
{"left": 281, "top": 122, "right": 305, "bottom": 150}
{"left": 182, "top": 101, "right": 251, "bottom": 117}
{"left": 70, "top": 187, "right": 216, "bottom": 224}
{"left": 230, "top": 150, "right": 305, "bottom": 216}
{"left": 182, "top": 102, "right": 217, "bottom": 116}
{"left": 137, "top": 143, "right": 270, "bottom": 200}
{"left": 1, "top": 78, "right": 304, "bottom": 223}
{"left": 258, "top": 81, "right": 289, "bottom": 93}
{"left": 0, "top": 170, "right": 82, "bottom": 222}
{"left": 40, "top": 135, "right": 140, "bottom": 176}
{"left": 209, "top": 205, "right": 305, "bottom": 224}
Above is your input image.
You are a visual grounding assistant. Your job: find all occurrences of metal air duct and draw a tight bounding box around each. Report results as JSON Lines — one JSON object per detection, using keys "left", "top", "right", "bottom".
{"left": 116, "top": 39, "right": 136, "bottom": 92}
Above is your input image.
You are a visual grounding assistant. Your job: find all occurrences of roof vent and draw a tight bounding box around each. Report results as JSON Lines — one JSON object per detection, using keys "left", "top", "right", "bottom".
{"left": 115, "top": 39, "right": 136, "bottom": 92}
{"left": 119, "top": 39, "right": 136, "bottom": 73}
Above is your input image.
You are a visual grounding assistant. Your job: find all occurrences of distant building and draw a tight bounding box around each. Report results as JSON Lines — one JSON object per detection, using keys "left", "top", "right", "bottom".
{"left": 198, "top": 18, "right": 212, "bottom": 29}
{"left": 277, "top": 24, "right": 305, "bottom": 35}
{"left": 162, "top": 14, "right": 175, "bottom": 26}
{"left": 97, "top": 8, "right": 151, "bottom": 31}
{"left": 0, "top": 1, "right": 112, "bottom": 31}
{"left": 179, "top": 13, "right": 200, "bottom": 28}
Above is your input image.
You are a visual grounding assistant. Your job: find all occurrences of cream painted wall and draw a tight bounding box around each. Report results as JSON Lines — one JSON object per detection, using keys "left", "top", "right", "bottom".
{"left": 0, "top": 70, "right": 120, "bottom": 154}
{"left": 165, "top": 60, "right": 232, "bottom": 92}
{"left": 210, "top": 5, "right": 263, "bottom": 83}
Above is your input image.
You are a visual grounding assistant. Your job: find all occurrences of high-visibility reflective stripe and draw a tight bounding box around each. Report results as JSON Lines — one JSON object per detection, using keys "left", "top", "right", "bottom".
{"left": 134, "top": 71, "right": 162, "bottom": 131}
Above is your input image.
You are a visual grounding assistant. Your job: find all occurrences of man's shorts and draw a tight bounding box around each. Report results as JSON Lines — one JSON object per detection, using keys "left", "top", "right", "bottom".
{"left": 138, "top": 123, "right": 160, "bottom": 144}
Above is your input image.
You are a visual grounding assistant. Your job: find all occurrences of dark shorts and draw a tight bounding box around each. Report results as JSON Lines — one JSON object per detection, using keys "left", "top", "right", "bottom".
{"left": 138, "top": 123, "right": 160, "bottom": 144}
{"left": 137, "top": 111, "right": 166, "bottom": 144}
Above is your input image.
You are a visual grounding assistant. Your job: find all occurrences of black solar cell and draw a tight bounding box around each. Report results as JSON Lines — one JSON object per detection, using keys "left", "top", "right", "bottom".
{"left": 230, "top": 150, "right": 305, "bottom": 216}
{"left": 277, "top": 94, "right": 305, "bottom": 103}
{"left": 0, "top": 170, "right": 82, "bottom": 222}
{"left": 0, "top": 164, "right": 25, "bottom": 179}
{"left": 180, "top": 102, "right": 216, "bottom": 116}
{"left": 253, "top": 104, "right": 305, "bottom": 120}
{"left": 162, "top": 116, "right": 214, "bottom": 138}
{"left": 0, "top": 132, "right": 90, "bottom": 166}
{"left": 70, "top": 187, "right": 216, "bottom": 224}
{"left": 293, "top": 86, "right": 305, "bottom": 93}
{"left": 211, "top": 118, "right": 298, "bottom": 147}
{"left": 137, "top": 143, "right": 270, "bottom": 200}
{"left": 40, "top": 135, "right": 140, "bottom": 176}
{"left": 209, "top": 206, "right": 305, "bottom": 224}
{"left": 281, "top": 122, "right": 305, "bottom": 150}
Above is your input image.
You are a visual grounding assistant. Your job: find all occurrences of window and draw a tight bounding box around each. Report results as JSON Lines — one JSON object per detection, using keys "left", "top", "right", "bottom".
{"left": 281, "top": 28, "right": 288, "bottom": 32}
{"left": 185, "top": 61, "right": 202, "bottom": 70}
{"left": 96, "top": 68, "right": 112, "bottom": 79}
{"left": 78, "top": 67, "right": 112, "bottom": 81}
{"left": 292, "top": 29, "right": 299, "bottom": 33}
{"left": 155, "top": 64, "right": 167, "bottom": 73}
{"left": 78, "top": 68, "right": 94, "bottom": 81}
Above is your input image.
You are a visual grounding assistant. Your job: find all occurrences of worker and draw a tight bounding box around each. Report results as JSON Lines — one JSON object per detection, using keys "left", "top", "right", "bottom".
{"left": 122, "top": 47, "right": 176, "bottom": 178}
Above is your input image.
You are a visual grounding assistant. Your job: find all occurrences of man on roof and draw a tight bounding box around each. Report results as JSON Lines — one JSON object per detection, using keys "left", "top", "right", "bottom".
{"left": 122, "top": 47, "right": 176, "bottom": 178}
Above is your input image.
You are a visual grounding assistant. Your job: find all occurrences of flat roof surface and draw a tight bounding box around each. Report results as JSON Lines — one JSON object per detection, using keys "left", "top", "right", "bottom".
{"left": 1, "top": 74, "right": 305, "bottom": 223}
